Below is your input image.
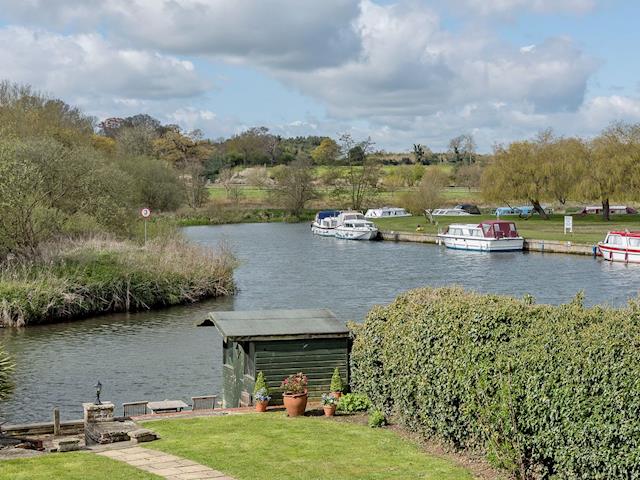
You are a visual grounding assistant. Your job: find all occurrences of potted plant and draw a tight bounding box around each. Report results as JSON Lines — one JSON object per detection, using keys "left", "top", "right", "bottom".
{"left": 330, "top": 367, "right": 344, "bottom": 399}
{"left": 254, "top": 372, "right": 271, "bottom": 412}
{"left": 321, "top": 393, "right": 339, "bottom": 417}
{"left": 281, "top": 372, "right": 308, "bottom": 417}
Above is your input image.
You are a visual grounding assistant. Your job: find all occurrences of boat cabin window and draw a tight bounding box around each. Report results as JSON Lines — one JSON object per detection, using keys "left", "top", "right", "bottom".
{"left": 629, "top": 238, "right": 640, "bottom": 248}
{"left": 607, "top": 235, "right": 622, "bottom": 245}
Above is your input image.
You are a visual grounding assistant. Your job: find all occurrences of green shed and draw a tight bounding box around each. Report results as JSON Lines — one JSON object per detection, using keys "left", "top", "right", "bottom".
{"left": 208, "top": 308, "right": 350, "bottom": 408}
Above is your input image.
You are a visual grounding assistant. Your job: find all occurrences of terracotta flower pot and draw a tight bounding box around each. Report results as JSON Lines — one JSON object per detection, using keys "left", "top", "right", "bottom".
{"left": 323, "top": 405, "right": 336, "bottom": 417}
{"left": 283, "top": 391, "right": 308, "bottom": 417}
{"left": 331, "top": 391, "right": 342, "bottom": 399}
{"left": 255, "top": 400, "right": 269, "bottom": 412}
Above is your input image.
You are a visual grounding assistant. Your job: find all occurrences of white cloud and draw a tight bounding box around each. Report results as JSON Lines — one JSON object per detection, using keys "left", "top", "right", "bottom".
{"left": 0, "top": 26, "right": 209, "bottom": 102}
{"left": 0, "top": 0, "right": 633, "bottom": 151}
{"left": 447, "top": 0, "right": 596, "bottom": 16}
{"left": 0, "top": 0, "right": 363, "bottom": 70}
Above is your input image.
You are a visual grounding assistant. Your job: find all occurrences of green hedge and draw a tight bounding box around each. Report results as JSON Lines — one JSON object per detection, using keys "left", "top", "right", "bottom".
{"left": 350, "top": 287, "right": 640, "bottom": 479}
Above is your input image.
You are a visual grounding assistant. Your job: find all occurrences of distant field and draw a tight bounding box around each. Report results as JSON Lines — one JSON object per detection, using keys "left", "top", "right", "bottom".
{"left": 373, "top": 214, "right": 640, "bottom": 244}
{"left": 207, "top": 185, "right": 481, "bottom": 206}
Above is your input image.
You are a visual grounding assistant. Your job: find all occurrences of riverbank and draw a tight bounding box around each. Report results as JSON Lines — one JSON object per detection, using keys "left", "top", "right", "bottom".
{"left": 0, "top": 237, "right": 236, "bottom": 327}
{"left": 380, "top": 230, "right": 596, "bottom": 255}
{"left": 374, "top": 214, "right": 640, "bottom": 245}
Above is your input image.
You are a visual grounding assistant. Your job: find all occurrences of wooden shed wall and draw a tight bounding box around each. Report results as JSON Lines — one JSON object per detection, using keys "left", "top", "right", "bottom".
{"left": 254, "top": 338, "right": 349, "bottom": 404}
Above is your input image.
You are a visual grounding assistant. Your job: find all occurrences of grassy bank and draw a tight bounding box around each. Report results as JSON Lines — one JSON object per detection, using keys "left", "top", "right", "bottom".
{"left": 0, "top": 237, "right": 236, "bottom": 327}
{"left": 141, "top": 413, "right": 473, "bottom": 480}
{"left": 373, "top": 213, "right": 640, "bottom": 244}
{"left": 174, "top": 205, "right": 315, "bottom": 226}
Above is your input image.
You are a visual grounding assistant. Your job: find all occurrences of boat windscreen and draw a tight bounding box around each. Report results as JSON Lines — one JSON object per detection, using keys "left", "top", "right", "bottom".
{"left": 318, "top": 210, "right": 340, "bottom": 219}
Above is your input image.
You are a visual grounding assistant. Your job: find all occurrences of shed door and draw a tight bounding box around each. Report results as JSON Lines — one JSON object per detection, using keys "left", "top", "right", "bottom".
{"left": 222, "top": 341, "right": 245, "bottom": 408}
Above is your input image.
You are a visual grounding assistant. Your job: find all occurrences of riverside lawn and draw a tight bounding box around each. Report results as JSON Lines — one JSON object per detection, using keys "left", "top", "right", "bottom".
{"left": 373, "top": 213, "right": 640, "bottom": 244}
{"left": 140, "top": 413, "right": 473, "bottom": 480}
{"left": 0, "top": 414, "right": 474, "bottom": 480}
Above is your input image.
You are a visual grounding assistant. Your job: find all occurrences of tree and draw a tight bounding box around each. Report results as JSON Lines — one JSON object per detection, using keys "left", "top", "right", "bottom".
{"left": 217, "top": 168, "right": 236, "bottom": 198}
{"left": 448, "top": 134, "right": 477, "bottom": 164}
{"left": 482, "top": 140, "right": 551, "bottom": 219}
{"left": 338, "top": 133, "right": 381, "bottom": 210}
{"left": 413, "top": 144, "right": 425, "bottom": 164}
{"left": 228, "top": 127, "right": 270, "bottom": 166}
{"left": 545, "top": 136, "right": 584, "bottom": 205}
{"left": 455, "top": 162, "right": 483, "bottom": 191}
{"left": 311, "top": 138, "right": 340, "bottom": 164}
{"left": 399, "top": 169, "right": 448, "bottom": 222}
{"left": 182, "top": 158, "right": 209, "bottom": 209}
{"left": 272, "top": 156, "right": 317, "bottom": 216}
{"left": 577, "top": 122, "right": 639, "bottom": 221}
{"left": 118, "top": 156, "right": 184, "bottom": 211}
{"left": 116, "top": 124, "right": 159, "bottom": 157}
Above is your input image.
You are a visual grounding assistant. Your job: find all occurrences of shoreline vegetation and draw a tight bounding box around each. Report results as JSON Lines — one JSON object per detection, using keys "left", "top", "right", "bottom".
{"left": 0, "top": 236, "right": 236, "bottom": 327}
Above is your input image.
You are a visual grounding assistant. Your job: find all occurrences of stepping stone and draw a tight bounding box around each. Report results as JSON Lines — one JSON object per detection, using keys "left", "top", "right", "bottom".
{"left": 128, "top": 428, "right": 160, "bottom": 444}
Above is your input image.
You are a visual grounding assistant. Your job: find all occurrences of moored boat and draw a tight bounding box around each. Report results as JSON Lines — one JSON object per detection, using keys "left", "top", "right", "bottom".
{"left": 438, "top": 220, "right": 524, "bottom": 252}
{"left": 598, "top": 231, "right": 640, "bottom": 263}
{"left": 364, "top": 206, "right": 410, "bottom": 218}
{"left": 311, "top": 210, "right": 341, "bottom": 237}
{"left": 335, "top": 211, "right": 378, "bottom": 240}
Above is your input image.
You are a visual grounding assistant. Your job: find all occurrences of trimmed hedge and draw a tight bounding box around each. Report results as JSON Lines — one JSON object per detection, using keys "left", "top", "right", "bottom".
{"left": 350, "top": 287, "right": 640, "bottom": 479}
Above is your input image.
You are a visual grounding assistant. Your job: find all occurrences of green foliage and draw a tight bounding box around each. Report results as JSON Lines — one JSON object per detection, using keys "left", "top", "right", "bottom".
{"left": 254, "top": 371, "right": 269, "bottom": 396}
{"left": 368, "top": 410, "right": 387, "bottom": 428}
{"left": 350, "top": 287, "right": 640, "bottom": 479}
{"left": 330, "top": 367, "right": 344, "bottom": 393}
{"left": 337, "top": 393, "right": 372, "bottom": 413}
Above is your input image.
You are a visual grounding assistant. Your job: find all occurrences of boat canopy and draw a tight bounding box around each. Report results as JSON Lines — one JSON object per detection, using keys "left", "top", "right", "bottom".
{"left": 316, "top": 210, "right": 341, "bottom": 220}
{"left": 479, "top": 220, "right": 519, "bottom": 238}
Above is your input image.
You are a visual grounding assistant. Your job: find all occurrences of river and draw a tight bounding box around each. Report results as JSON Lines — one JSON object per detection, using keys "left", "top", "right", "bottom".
{"left": 1, "top": 223, "right": 639, "bottom": 423}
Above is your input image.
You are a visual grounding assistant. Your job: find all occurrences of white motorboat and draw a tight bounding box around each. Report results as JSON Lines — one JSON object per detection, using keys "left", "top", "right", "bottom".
{"left": 311, "top": 210, "right": 341, "bottom": 236}
{"left": 364, "top": 207, "right": 411, "bottom": 218}
{"left": 428, "top": 208, "right": 472, "bottom": 216}
{"left": 598, "top": 231, "right": 640, "bottom": 263}
{"left": 335, "top": 211, "right": 379, "bottom": 240}
{"left": 438, "top": 220, "right": 524, "bottom": 252}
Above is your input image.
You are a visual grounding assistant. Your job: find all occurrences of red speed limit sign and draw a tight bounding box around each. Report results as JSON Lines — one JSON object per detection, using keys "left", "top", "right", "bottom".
{"left": 141, "top": 208, "right": 151, "bottom": 218}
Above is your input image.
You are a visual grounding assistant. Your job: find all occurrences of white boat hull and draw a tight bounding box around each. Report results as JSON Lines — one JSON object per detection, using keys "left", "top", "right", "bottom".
{"left": 598, "top": 244, "right": 640, "bottom": 263}
{"left": 439, "top": 235, "right": 524, "bottom": 252}
{"left": 335, "top": 228, "right": 378, "bottom": 240}
{"left": 311, "top": 224, "right": 336, "bottom": 237}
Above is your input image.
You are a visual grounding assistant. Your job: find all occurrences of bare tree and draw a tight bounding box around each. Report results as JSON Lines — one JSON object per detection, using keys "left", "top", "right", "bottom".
{"left": 339, "top": 133, "right": 381, "bottom": 211}
{"left": 448, "top": 134, "right": 477, "bottom": 164}
{"left": 272, "top": 156, "right": 317, "bottom": 216}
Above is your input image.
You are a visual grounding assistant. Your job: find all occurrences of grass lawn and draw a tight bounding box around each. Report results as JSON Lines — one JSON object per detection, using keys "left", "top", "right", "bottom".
{"left": 141, "top": 413, "right": 473, "bottom": 480}
{"left": 373, "top": 214, "right": 640, "bottom": 244}
{"left": 0, "top": 451, "right": 160, "bottom": 480}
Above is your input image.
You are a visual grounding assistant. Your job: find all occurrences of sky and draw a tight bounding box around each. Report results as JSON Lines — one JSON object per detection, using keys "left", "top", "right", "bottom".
{"left": 0, "top": 0, "right": 639, "bottom": 152}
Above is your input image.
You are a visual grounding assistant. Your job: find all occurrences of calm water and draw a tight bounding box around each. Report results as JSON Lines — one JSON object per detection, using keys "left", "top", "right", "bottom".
{"left": 1, "top": 223, "right": 640, "bottom": 423}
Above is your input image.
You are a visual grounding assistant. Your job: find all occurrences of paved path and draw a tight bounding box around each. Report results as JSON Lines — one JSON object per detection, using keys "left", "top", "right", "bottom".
{"left": 96, "top": 445, "right": 235, "bottom": 480}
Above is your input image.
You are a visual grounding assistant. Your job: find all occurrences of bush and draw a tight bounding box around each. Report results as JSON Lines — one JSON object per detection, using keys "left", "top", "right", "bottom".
{"left": 0, "top": 346, "right": 14, "bottom": 402}
{"left": 337, "top": 393, "right": 372, "bottom": 413}
{"left": 350, "top": 287, "right": 640, "bottom": 479}
{"left": 330, "top": 367, "right": 344, "bottom": 393}
{"left": 368, "top": 410, "right": 386, "bottom": 428}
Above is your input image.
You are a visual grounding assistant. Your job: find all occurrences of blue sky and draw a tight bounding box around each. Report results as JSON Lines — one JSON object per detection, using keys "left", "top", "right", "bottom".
{"left": 0, "top": 0, "right": 638, "bottom": 152}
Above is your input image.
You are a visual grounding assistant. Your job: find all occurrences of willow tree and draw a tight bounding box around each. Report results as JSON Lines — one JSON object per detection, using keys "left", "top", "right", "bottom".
{"left": 545, "top": 137, "right": 585, "bottom": 205}
{"left": 482, "top": 140, "right": 551, "bottom": 219}
{"left": 576, "top": 123, "right": 639, "bottom": 221}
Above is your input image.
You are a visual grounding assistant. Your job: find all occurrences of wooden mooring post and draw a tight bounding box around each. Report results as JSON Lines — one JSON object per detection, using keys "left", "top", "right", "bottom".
{"left": 53, "top": 407, "right": 60, "bottom": 436}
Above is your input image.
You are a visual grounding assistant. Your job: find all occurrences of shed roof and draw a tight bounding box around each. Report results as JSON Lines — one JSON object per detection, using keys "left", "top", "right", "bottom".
{"left": 208, "top": 308, "right": 349, "bottom": 341}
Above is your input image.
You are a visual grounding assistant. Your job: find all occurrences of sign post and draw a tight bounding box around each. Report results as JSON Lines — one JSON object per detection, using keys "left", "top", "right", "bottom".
{"left": 141, "top": 208, "right": 151, "bottom": 244}
{"left": 563, "top": 215, "right": 573, "bottom": 234}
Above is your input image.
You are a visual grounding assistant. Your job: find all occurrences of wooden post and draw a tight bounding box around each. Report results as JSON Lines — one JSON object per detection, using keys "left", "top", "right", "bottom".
{"left": 53, "top": 407, "right": 60, "bottom": 436}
